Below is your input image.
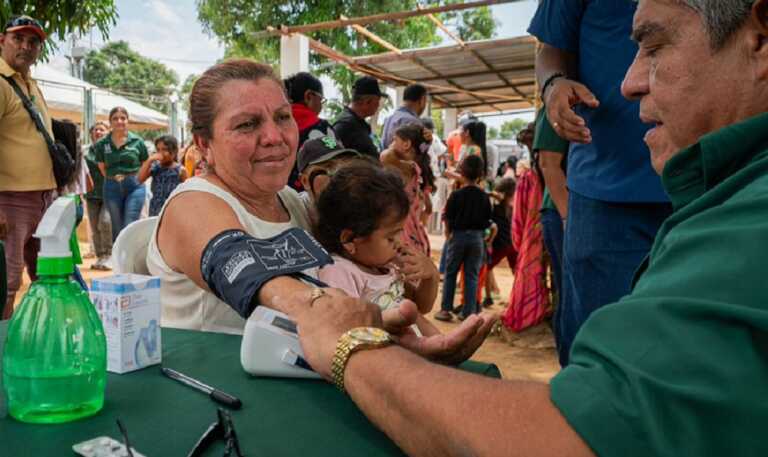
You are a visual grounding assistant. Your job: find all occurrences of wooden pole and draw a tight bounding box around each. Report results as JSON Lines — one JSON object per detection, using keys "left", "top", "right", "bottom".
{"left": 253, "top": 0, "right": 520, "bottom": 38}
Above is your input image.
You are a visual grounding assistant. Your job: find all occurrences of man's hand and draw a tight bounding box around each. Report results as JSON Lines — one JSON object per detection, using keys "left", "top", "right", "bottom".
{"left": 383, "top": 301, "right": 497, "bottom": 365}
{"left": 544, "top": 78, "right": 599, "bottom": 144}
{"left": 293, "top": 287, "right": 384, "bottom": 380}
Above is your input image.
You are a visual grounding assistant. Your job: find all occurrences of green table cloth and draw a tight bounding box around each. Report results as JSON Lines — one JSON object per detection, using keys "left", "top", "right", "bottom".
{"left": 0, "top": 322, "right": 500, "bottom": 456}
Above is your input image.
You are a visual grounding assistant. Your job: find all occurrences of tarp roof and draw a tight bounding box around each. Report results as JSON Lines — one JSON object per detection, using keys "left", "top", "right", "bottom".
{"left": 30, "top": 64, "right": 169, "bottom": 130}
{"left": 350, "top": 35, "right": 536, "bottom": 113}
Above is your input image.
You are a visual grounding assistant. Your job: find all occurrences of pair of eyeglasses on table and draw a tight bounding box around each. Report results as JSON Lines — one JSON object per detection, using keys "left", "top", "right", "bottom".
{"left": 188, "top": 408, "right": 244, "bottom": 457}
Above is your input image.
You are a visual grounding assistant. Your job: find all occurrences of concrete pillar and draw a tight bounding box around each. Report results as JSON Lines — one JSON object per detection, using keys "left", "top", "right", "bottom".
{"left": 443, "top": 107, "right": 458, "bottom": 136}
{"left": 395, "top": 85, "right": 405, "bottom": 108}
{"left": 280, "top": 34, "right": 309, "bottom": 78}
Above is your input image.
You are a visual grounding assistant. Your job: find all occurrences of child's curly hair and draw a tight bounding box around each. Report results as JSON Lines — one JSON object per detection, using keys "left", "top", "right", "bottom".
{"left": 314, "top": 162, "right": 410, "bottom": 255}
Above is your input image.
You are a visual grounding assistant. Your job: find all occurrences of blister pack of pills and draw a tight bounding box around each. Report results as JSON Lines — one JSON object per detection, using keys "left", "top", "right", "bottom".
{"left": 72, "top": 436, "right": 145, "bottom": 457}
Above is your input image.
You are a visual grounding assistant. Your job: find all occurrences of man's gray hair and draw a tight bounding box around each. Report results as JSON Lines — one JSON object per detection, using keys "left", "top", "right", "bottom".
{"left": 678, "top": 0, "right": 755, "bottom": 49}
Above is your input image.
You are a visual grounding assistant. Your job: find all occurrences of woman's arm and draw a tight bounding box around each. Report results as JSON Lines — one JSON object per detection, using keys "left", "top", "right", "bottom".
{"left": 97, "top": 162, "right": 106, "bottom": 177}
{"left": 156, "top": 190, "right": 312, "bottom": 317}
{"left": 179, "top": 167, "right": 189, "bottom": 183}
{"left": 137, "top": 154, "right": 162, "bottom": 183}
{"left": 540, "top": 151, "right": 568, "bottom": 219}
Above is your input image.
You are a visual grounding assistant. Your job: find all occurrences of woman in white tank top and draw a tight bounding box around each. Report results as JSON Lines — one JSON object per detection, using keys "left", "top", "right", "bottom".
{"left": 146, "top": 60, "right": 315, "bottom": 335}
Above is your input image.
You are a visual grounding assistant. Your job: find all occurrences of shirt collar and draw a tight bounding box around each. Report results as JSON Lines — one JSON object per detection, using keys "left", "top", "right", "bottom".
{"left": 662, "top": 111, "right": 768, "bottom": 211}
{"left": 0, "top": 58, "right": 18, "bottom": 78}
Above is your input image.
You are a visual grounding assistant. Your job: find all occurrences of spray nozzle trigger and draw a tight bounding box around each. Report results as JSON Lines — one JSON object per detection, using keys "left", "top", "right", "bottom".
{"left": 34, "top": 197, "right": 76, "bottom": 260}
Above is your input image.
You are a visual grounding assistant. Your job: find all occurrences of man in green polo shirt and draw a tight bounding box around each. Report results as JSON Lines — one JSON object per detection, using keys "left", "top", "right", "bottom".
{"left": 285, "top": 1, "right": 768, "bottom": 455}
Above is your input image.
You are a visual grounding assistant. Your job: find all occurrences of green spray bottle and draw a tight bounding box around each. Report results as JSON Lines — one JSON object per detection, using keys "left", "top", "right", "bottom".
{"left": 2, "top": 196, "right": 107, "bottom": 423}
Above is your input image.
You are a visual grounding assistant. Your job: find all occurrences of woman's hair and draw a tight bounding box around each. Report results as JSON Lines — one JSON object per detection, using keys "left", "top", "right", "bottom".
{"left": 394, "top": 122, "right": 435, "bottom": 191}
{"left": 464, "top": 120, "right": 488, "bottom": 177}
{"left": 109, "top": 106, "right": 129, "bottom": 120}
{"left": 154, "top": 135, "right": 180, "bottom": 159}
{"left": 284, "top": 72, "right": 323, "bottom": 104}
{"left": 190, "top": 59, "right": 281, "bottom": 139}
{"left": 459, "top": 154, "right": 485, "bottom": 182}
{"left": 89, "top": 120, "right": 109, "bottom": 135}
{"left": 314, "top": 162, "right": 410, "bottom": 256}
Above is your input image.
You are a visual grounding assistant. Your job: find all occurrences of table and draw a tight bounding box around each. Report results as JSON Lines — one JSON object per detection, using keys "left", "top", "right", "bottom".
{"left": 0, "top": 322, "right": 500, "bottom": 456}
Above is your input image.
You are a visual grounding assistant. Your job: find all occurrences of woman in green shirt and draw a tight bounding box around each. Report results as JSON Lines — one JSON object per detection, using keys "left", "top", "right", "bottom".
{"left": 93, "top": 106, "right": 149, "bottom": 241}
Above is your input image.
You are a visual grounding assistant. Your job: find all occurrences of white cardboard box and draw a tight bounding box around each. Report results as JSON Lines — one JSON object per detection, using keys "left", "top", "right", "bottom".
{"left": 90, "top": 274, "right": 162, "bottom": 374}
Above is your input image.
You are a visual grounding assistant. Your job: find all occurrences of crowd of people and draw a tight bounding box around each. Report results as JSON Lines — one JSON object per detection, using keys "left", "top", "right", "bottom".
{"left": 3, "top": 0, "right": 768, "bottom": 453}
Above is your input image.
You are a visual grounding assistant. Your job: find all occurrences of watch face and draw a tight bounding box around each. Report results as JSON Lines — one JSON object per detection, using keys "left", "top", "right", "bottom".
{"left": 349, "top": 327, "right": 391, "bottom": 343}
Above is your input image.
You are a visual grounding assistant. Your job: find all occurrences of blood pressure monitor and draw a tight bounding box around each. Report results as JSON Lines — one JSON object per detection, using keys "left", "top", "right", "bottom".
{"left": 240, "top": 306, "right": 321, "bottom": 379}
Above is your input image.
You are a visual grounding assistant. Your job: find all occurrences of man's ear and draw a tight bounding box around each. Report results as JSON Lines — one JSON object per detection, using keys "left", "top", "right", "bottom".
{"left": 751, "top": 0, "right": 768, "bottom": 79}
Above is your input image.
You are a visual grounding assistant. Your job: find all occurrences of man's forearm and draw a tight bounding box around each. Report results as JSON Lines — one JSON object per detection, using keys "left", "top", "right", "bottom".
{"left": 344, "top": 346, "right": 594, "bottom": 457}
{"left": 535, "top": 43, "right": 577, "bottom": 88}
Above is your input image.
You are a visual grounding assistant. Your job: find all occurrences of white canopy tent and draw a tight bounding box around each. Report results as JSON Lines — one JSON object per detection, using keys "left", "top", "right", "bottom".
{"left": 30, "top": 64, "right": 169, "bottom": 131}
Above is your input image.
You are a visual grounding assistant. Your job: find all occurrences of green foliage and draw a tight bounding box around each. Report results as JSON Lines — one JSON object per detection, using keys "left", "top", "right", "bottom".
{"left": 0, "top": 1, "right": 118, "bottom": 59}
{"left": 179, "top": 73, "right": 199, "bottom": 112}
{"left": 429, "top": 107, "right": 444, "bottom": 139}
{"left": 83, "top": 41, "right": 179, "bottom": 112}
{"left": 438, "top": 3, "right": 497, "bottom": 41}
{"left": 196, "top": 0, "right": 496, "bottom": 100}
{"left": 498, "top": 118, "right": 528, "bottom": 140}
{"left": 488, "top": 126, "right": 499, "bottom": 140}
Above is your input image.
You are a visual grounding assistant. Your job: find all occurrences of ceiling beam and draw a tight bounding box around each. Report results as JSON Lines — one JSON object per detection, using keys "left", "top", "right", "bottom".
{"left": 254, "top": 0, "right": 520, "bottom": 38}
{"left": 343, "top": 16, "right": 403, "bottom": 55}
{"left": 424, "top": 12, "right": 465, "bottom": 47}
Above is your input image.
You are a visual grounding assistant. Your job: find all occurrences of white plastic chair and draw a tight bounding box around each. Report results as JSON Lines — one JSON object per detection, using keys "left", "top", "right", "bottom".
{"left": 112, "top": 217, "right": 158, "bottom": 275}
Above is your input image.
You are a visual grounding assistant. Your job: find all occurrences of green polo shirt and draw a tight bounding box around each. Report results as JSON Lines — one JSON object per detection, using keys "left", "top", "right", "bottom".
{"left": 533, "top": 110, "right": 568, "bottom": 211}
{"left": 84, "top": 145, "right": 104, "bottom": 200}
{"left": 92, "top": 131, "right": 148, "bottom": 177}
{"left": 550, "top": 111, "right": 768, "bottom": 456}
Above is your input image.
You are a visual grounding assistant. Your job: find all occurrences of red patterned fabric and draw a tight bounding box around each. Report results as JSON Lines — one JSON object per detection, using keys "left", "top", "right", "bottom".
{"left": 401, "top": 162, "right": 430, "bottom": 256}
{"left": 502, "top": 169, "right": 551, "bottom": 331}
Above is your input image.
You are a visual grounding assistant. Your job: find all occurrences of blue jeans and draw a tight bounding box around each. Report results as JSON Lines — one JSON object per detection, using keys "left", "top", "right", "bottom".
{"left": 441, "top": 230, "right": 484, "bottom": 317}
{"left": 541, "top": 208, "right": 564, "bottom": 328}
{"left": 103, "top": 175, "right": 146, "bottom": 242}
{"left": 557, "top": 191, "right": 671, "bottom": 366}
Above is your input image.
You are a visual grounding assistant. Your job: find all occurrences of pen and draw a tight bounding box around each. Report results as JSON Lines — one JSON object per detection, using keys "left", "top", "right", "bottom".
{"left": 161, "top": 367, "right": 243, "bottom": 409}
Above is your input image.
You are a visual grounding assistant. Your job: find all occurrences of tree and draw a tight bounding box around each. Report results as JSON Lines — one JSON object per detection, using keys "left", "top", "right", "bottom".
{"left": 83, "top": 41, "right": 179, "bottom": 112}
{"left": 179, "top": 73, "right": 200, "bottom": 111}
{"left": 488, "top": 126, "right": 499, "bottom": 140}
{"left": 498, "top": 118, "right": 529, "bottom": 140}
{"left": 0, "top": 1, "right": 117, "bottom": 58}
{"left": 196, "top": 0, "right": 497, "bottom": 102}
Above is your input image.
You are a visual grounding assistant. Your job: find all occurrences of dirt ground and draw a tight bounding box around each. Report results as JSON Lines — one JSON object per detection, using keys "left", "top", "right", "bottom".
{"left": 13, "top": 234, "right": 560, "bottom": 382}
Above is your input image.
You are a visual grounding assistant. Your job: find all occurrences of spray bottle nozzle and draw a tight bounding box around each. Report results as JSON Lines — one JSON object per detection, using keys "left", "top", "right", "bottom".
{"left": 34, "top": 196, "right": 76, "bottom": 275}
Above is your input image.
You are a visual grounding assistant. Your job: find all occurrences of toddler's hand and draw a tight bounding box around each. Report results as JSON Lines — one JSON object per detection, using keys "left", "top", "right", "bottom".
{"left": 395, "top": 244, "right": 438, "bottom": 284}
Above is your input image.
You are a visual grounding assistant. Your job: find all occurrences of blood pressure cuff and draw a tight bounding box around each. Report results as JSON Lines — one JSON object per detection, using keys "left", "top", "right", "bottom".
{"left": 200, "top": 228, "right": 333, "bottom": 318}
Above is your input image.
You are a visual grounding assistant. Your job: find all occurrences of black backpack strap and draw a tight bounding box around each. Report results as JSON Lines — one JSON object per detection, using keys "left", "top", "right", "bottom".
{"left": 1, "top": 74, "right": 56, "bottom": 150}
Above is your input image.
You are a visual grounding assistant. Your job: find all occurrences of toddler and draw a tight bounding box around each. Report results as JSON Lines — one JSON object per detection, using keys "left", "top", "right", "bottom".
{"left": 138, "top": 135, "right": 187, "bottom": 216}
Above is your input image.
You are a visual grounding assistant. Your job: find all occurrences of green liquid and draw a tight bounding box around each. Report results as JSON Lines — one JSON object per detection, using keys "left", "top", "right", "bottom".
{"left": 5, "top": 365, "right": 105, "bottom": 423}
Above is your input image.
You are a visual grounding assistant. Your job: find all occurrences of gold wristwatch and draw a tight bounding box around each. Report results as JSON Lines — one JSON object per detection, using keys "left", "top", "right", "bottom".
{"left": 331, "top": 327, "right": 392, "bottom": 392}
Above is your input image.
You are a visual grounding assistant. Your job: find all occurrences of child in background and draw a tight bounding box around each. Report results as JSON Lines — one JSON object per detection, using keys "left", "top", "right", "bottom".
{"left": 138, "top": 135, "right": 187, "bottom": 216}
{"left": 484, "top": 177, "right": 517, "bottom": 307}
{"left": 295, "top": 136, "right": 362, "bottom": 222}
{"left": 381, "top": 123, "right": 435, "bottom": 256}
{"left": 315, "top": 163, "right": 441, "bottom": 336}
{"left": 434, "top": 155, "right": 493, "bottom": 322}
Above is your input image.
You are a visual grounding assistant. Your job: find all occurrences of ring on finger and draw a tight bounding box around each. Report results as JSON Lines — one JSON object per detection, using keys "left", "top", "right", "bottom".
{"left": 552, "top": 121, "right": 560, "bottom": 129}
{"left": 309, "top": 287, "right": 327, "bottom": 307}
